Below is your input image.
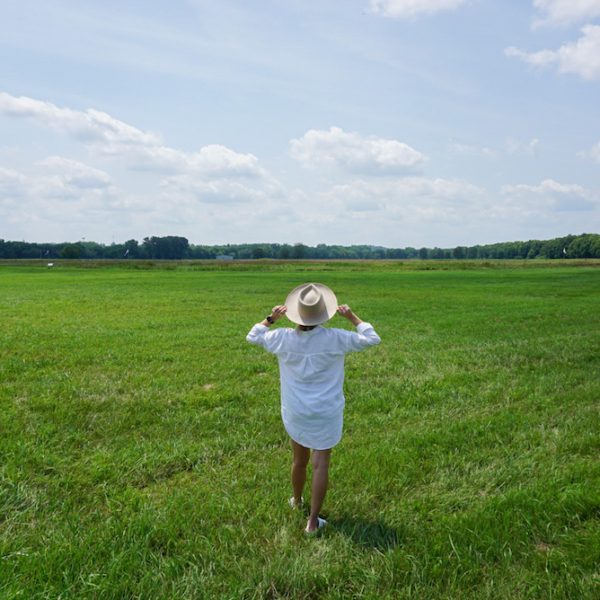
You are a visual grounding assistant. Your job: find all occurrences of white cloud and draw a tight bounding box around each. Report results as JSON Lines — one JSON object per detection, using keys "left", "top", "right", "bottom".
{"left": 0, "top": 92, "right": 160, "bottom": 147}
{"left": 447, "top": 142, "right": 497, "bottom": 158}
{"left": 590, "top": 141, "right": 600, "bottom": 163}
{"left": 0, "top": 92, "right": 271, "bottom": 177}
{"left": 188, "top": 145, "right": 265, "bottom": 178}
{"left": 501, "top": 179, "right": 597, "bottom": 213}
{"left": 290, "top": 126, "right": 426, "bottom": 174}
{"left": 505, "top": 25, "right": 600, "bottom": 80}
{"left": 275, "top": 175, "right": 493, "bottom": 247}
{"left": 0, "top": 92, "right": 281, "bottom": 208}
{"left": 0, "top": 159, "right": 128, "bottom": 236}
{"left": 369, "top": 0, "right": 468, "bottom": 19}
{"left": 302, "top": 176, "right": 484, "bottom": 222}
{"left": 0, "top": 92, "right": 289, "bottom": 243}
{"left": 0, "top": 157, "right": 286, "bottom": 244}
{"left": 533, "top": 0, "right": 600, "bottom": 27}
{"left": 505, "top": 137, "right": 540, "bottom": 156}
{"left": 159, "top": 171, "right": 283, "bottom": 205}
{"left": 0, "top": 167, "right": 27, "bottom": 198}
{"left": 37, "top": 156, "right": 112, "bottom": 190}
{"left": 0, "top": 92, "right": 188, "bottom": 172}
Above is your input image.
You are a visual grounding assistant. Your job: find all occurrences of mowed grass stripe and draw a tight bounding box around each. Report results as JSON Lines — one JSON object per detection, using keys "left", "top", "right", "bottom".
{"left": 1, "top": 264, "right": 599, "bottom": 599}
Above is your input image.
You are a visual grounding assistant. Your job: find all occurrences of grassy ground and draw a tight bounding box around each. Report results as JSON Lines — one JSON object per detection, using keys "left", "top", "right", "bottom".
{"left": 0, "top": 262, "right": 599, "bottom": 599}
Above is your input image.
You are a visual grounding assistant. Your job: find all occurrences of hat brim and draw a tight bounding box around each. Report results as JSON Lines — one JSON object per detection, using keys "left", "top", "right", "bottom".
{"left": 285, "top": 282, "right": 338, "bottom": 325}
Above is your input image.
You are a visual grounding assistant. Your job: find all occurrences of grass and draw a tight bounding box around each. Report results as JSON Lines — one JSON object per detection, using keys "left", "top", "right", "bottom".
{"left": 0, "top": 261, "right": 599, "bottom": 599}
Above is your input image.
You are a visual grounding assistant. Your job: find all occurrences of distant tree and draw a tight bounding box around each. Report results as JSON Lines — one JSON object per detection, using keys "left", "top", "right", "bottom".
{"left": 567, "top": 233, "right": 600, "bottom": 258}
{"left": 142, "top": 236, "right": 189, "bottom": 259}
{"left": 104, "top": 244, "right": 125, "bottom": 259}
{"left": 279, "top": 244, "right": 291, "bottom": 259}
{"left": 0, "top": 241, "right": 38, "bottom": 258}
{"left": 315, "top": 244, "right": 330, "bottom": 259}
{"left": 525, "top": 240, "right": 541, "bottom": 258}
{"left": 123, "top": 239, "right": 140, "bottom": 258}
{"left": 386, "top": 248, "right": 406, "bottom": 259}
{"left": 189, "top": 245, "right": 215, "bottom": 259}
{"left": 61, "top": 243, "right": 82, "bottom": 259}
{"left": 78, "top": 241, "right": 104, "bottom": 259}
{"left": 331, "top": 246, "right": 351, "bottom": 259}
{"left": 236, "top": 246, "right": 253, "bottom": 259}
{"left": 291, "top": 243, "right": 307, "bottom": 259}
{"left": 2, "top": 233, "right": 599, "bottom": 262}
{"left": 539, "top": 235, "right": 574, "bottom": 259}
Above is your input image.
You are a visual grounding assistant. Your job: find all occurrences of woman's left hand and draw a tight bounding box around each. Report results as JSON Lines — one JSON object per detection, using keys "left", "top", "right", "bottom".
{"left": 270, "top": 305, "right": 287, "bottom": 321}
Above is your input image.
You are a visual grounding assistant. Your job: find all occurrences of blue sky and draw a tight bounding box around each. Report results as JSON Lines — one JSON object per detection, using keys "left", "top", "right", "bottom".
{"left": 1, "top": 0, "right": 599, "bottom": 247}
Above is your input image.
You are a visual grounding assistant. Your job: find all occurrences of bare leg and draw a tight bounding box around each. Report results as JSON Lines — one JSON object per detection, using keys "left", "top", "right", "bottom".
{"left": 307, "top": 448, "right": 331, "bottom": 531}
{"left": 290, "top": 439, "right": 310, "bottom": 505}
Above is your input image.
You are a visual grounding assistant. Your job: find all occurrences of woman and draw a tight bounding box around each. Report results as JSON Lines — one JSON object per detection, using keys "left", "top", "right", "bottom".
{"left": 246, "top": 282, "right": 381, "bottom": 533}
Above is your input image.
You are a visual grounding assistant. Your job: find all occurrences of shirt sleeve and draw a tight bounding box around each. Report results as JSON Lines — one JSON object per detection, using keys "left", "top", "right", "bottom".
{"left": 337, "top": 322, "right": 381, "bottom": 353}
{"left": 246, "top": 323, "right": 285, "bottom": 353}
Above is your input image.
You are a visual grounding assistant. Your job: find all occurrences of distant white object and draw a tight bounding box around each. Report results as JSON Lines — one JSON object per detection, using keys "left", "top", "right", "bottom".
{"left": 47, "top": 262, "right": 54, "bottom": 267}
{"left": 216, "top": 254, "right": 234, "bottom": 261}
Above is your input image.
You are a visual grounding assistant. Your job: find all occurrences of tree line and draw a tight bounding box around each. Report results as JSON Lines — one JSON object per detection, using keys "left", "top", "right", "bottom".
{"left": 1, "top": 233, "right": 599, "bottom": 260}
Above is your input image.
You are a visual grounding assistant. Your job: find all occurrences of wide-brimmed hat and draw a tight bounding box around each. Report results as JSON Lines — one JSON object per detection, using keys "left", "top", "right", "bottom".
{"left": 285, "top": 282, "right": 338, "bottom": 326}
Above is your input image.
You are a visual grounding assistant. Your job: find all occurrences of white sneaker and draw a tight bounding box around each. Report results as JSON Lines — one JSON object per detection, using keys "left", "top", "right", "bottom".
{"left": 289, "top": 496, "right": 304, "bottom": 509}
{"left": 305, "top": 517, "right": 327, "bottom": 534}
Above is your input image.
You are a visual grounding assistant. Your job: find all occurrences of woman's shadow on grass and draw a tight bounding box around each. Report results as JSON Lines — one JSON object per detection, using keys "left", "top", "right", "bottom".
{"left": 327, "top": 515, "right": 403, "bottom": 550}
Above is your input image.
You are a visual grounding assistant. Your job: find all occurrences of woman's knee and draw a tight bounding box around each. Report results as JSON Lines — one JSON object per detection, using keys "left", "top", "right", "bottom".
{"left": 293, "top": 454, "right": 310, "bottom": 469}
{"left": 291, "top": 440, "right": 310, "bottom": 468}
{"left": 311, "top": 449, "right": 331, "bottom": 471}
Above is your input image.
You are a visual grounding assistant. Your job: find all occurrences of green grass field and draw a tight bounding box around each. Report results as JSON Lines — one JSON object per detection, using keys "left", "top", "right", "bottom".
{"left": 1, "top": 261, "right": 599, "bottom": 599}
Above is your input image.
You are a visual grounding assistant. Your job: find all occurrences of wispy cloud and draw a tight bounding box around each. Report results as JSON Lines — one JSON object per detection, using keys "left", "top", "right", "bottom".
{"left": 501, "top": 179, "right": 597, "bottom": 213}
{"left": 505, "top": 25, "right": 600, "bottom": 80}
{"left": 505, "top": 137, "right": 540, "bottom": 156}
{"left": 36, "top": 157, "right": 112, "bottom": 190}
{"left": 0, "top": 89, "right": 291, "bottom": 246}
{"left": 0, "top": 91, "right": 280, "bottom": 204}
{"left": 532, "top": 0, "right": 600, "bottom": 27}
{"left": 369, "top": 0, "right": 469, "bottom": 20}
{"left": 589, "top": 140, "right": 600, "bottom": 163}
{"left": 0, "top": 167, "right": 27, "bottom": 198}
{"left": 447, "top": 142, "right": 498, "bottom": 158}
{"left": 322, "top": 176, "right": 484, "bottom": 217}
{"left": 0, "top": 91, "right": 163, "bottom": 153}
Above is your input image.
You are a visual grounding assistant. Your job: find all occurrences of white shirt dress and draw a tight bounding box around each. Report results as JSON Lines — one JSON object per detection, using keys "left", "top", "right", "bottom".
{"left": 246, "top": 322, "right": 381, "bottom": 450}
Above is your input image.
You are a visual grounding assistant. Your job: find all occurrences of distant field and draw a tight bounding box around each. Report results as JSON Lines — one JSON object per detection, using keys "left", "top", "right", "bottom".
{"left": 1, "top": 262, "right": 599, "bottom": 599}
{"left": 2, "top": 257, "right": 600, "bottom": 270}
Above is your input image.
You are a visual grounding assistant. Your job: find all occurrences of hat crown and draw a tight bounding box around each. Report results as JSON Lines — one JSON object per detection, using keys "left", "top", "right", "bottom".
{"left": 300, "top": 285, "right": 321, "bottom": 307}
{"left": 298, "top": 285, "right": 325, "bottom": 320}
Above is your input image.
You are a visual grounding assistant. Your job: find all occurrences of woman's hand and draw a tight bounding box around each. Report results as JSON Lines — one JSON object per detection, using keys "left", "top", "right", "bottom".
{"left": 337, "top": 304, "right": 353, "bottom": 319}
{"left": 337, "top": 305, "right": 363, "bottom": 326}
{"left": 270, "top": 305, "right": 287, "bottom": 322}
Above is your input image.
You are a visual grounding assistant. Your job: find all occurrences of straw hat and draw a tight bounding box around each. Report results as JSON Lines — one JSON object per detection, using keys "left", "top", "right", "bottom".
{"left": 285, "top": 283, "right": 338, "bottom": 326}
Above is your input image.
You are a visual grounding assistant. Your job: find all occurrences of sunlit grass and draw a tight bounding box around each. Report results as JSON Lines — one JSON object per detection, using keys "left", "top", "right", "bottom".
{"left": 1, "top": 262, "right": 599, "bottom": 598}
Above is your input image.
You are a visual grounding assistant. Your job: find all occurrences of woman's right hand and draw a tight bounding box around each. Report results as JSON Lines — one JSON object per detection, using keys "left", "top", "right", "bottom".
{"left": 338, "top": 305, "right": 362, "bottom": 326}
{"left": 337, "top": 305, "right": 354, "bottom": 319}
